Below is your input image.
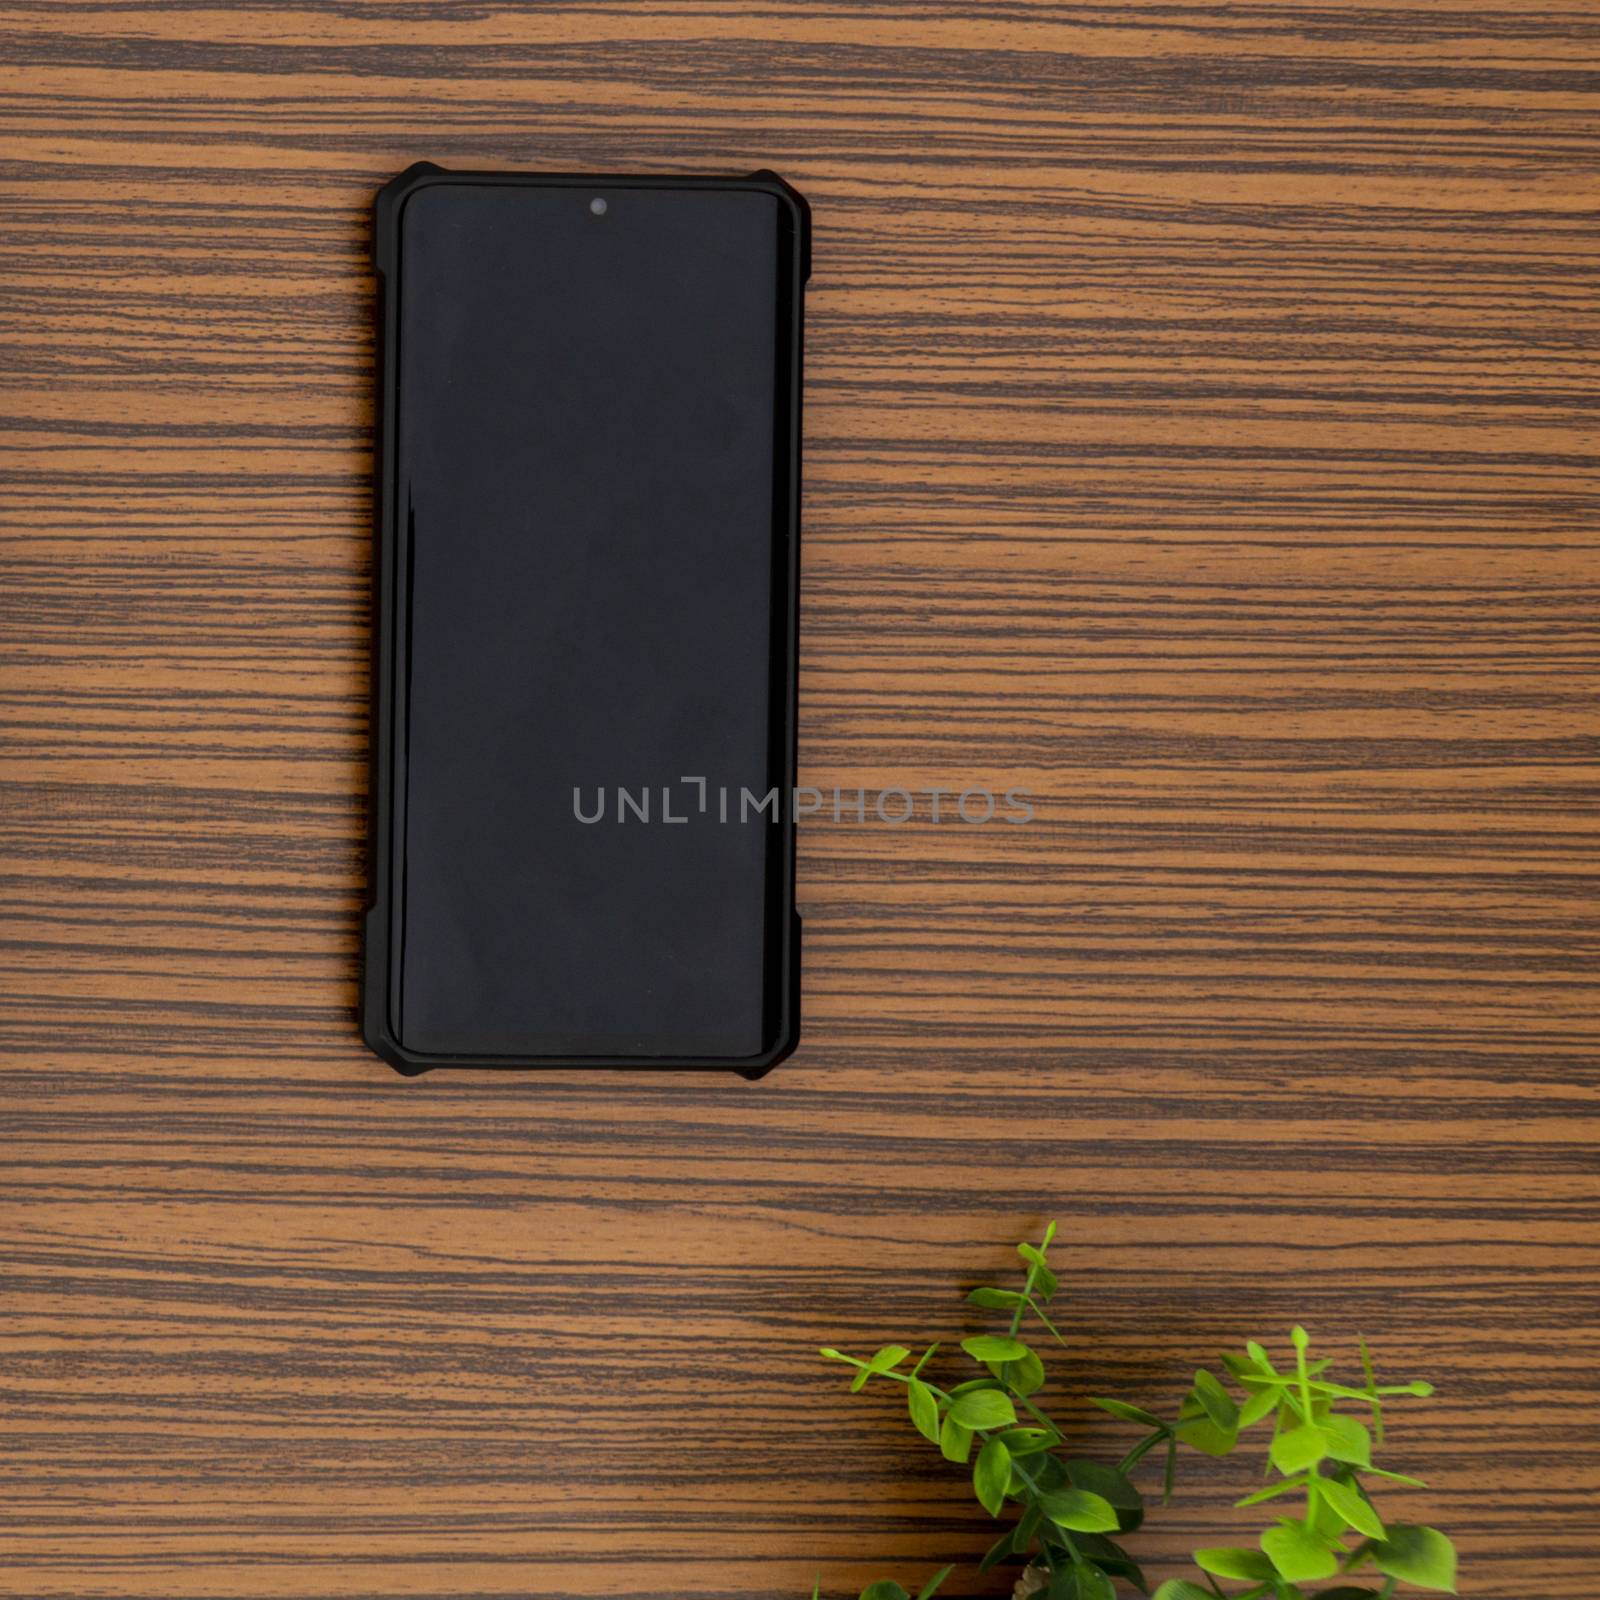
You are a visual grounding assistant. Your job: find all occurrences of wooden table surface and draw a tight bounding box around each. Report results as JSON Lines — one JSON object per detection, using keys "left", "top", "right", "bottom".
{"left": 3, "top": 4, "right": 1597, "bottom": 1597}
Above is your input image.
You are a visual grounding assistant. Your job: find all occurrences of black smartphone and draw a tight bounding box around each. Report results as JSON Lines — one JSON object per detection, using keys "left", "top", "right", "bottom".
{"left": 363, "top": 164, "right": 807, "bottom": 1076}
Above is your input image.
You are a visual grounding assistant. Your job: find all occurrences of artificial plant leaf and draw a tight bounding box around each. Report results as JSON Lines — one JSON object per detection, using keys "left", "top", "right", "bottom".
{"left": 1018, "top": 1242, "right": 1048, "bottom": 1268}
{"left": 1066, "top": 1534, "right": 1113, "bottom": 1559}
{"left": 1070, "top": 1565, "right": 1117, "bottom": 1600}
{"left": 1320, "top": 1475, "right": 1386, "bottom": 1540}
{"left": 858, "top": 1585, "right": 910, "bottom": 1600}
{"left": 978, "top": 1528, "right": 1018, "bottom": 1573}
{"left": 1320, "top": 1414, "right": 1373, "bottom": 1467}
{"left": 1195, "top": 1547, "right": 1277, "bottom": 1580}
{"left": 1029, "top": 1300, "right": 1069, "bottom": 1348}
{"left": 974, "top": 1436, "right": 1012, "bottom": 1516}
{"left": 1069, "top": 1533, "right": 1143, "bottom": 1587}
{"left": 1047, "top": 1564, "right": 1125, "bottom": 1600}
{"left": 1174, "top": 1398, "right": 1236, "bottom": 1457}
{"left": 1032, "top": 1262, "right": 1061, "bottom": 1300}
{"left": 1239, "top": 1379, "right": 1285, "bottom": 1428}
{"left": 1371, "top": 1525, "right": 1458, "bottom": 1593}
{"left": 1048, "top": 1565, "right": 1114, "bottom": 1600}
{"left": 1261, "top": 1519, "right": 1340, "bottom": 1583}
{"left": 962, "top": 1335, "right": 1029, "bottom": 1364}
{"left": 1014, "top": 1501, "right": 1043, "bottom": 1553}
{"left": 1040, "top": 1488, "right": 1120, "bottom": 1533}
{"left": 1191, "top": 1369, "right": 1240, "bottom": 1432}
{"left": 1236, "top": 1475, "right": 1307, "bottom": 1509}
{"left": 949, "top": 1388, "right": 1017, "bottom": 1430}
{"left": 1001, "top": 1347, "right": 1047, "bottom": 1396}
{"left": 1029, "top": 1454, "right": 1068, "bottom": 1494}
{"left": 914, "top": 1565, "right": 954, "bottom": 1600}
{"left": 1269, "top": 1423, "right": 1329, "bottom": 1475}
{"left": 1245, "top": 1339, "right": 1274, "bottom": 1371}
{"left": 849, "top": 1344, "right": 909, "bottom": 1392}
{"left": 1064, "top": 1459, "right": 1143, "bottom": 1522}
{"left": 1088, "top": 1397, "right": 1164, "bottom": 1430}
{"left": 1310, "top": 1491, "right": 1350, "bottom": 1545}
{"left": 947, "top": 1377, "right": 1003, "bottom": 1398}
{"left": 1151, "top": 1585, "right": 1214, "bottom": 1600}
{"left": 1363, "top": 1464, "right": 1427, "bottom": 1489}
{"left": 1103, "top": 1553, "right": 1148, "bottom": 1594}
{"left": 907, "top": 1378, "right": 941, "bottom": 1445}
{"left": 939, "top": 1414, "right": 974, "bottom": 1464}
{"left": 998, "top": 1426, "right": 1059, "bottom": 1456}
{"left": 1004, "top": 1344, "right": 1043, "bottom": 1395}
{"left": 1218, "top": 1351, "right": 1254, "bottom": 1381}
{"left": 968, "top": 1287, "right": 1025, "bottom": 1308}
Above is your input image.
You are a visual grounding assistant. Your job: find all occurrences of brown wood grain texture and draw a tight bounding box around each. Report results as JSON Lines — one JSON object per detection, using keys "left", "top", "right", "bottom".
{"left": 1, "top": 2, "right": 1597, "bottom": 1596}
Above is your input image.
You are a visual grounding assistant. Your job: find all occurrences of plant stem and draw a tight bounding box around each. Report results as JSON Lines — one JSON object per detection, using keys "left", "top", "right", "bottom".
{"left": 1014, "top": 1390, "right": 1063, "bottom": 1436}
{"left": 1027, "top": 1296, "right": 1067, "bottom": 1346}
{"left": 1237, "top": 1375, "right": 1419, "bottom": 1401}
{"left": 1011, "top": 1261, "right": 1041, "bottom": 1339}
{"left": 1292, "top": 1329, "right": 1320, "bottom": 1524}
{"left": 1359, "top": 1334, "right": 1385, "bottom": 1447}
{"left": 1116, "top": 1425, "right": 1169, "bottom": 1475}
{"left": 1006, "top": 1451, "right": 1070, "bottom": 1567}
{"left": 838, "top": 1362, "right": 951, "bottom": 1401}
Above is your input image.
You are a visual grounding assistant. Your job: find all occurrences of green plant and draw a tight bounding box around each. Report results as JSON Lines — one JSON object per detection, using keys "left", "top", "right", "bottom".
{"left": 817, "top": 1223, "right": 1457, "bottom": 1600}
{"left": 811, "top": 1569, "right": 953, "bottom": 1600}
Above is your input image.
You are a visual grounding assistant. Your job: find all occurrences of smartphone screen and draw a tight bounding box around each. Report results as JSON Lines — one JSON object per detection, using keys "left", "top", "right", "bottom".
{"left": 386, "top": 179, "right": 795, "bottom": 1061}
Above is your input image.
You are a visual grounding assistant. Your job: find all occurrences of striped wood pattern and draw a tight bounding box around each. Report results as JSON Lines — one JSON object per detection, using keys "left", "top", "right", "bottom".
{"left": 2, "top": 3, "right": 1597, "bottom": 1596}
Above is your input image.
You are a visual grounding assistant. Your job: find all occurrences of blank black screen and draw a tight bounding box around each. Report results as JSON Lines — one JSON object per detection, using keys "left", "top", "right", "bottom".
{"left": 393, "top": 182, "right": 781, "bottom": 1058}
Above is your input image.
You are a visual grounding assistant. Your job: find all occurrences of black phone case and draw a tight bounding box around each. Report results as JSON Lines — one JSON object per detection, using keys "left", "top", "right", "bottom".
{"left": 362, "top": 163, "right": 808, "bottom": 1078}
